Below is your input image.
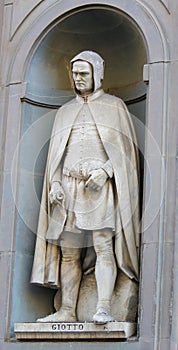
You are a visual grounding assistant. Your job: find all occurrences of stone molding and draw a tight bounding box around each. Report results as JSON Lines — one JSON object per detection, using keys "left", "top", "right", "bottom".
{"left": 11, "top": 0, "right": 43, "bottom": 38}
{"left": 21, "top": 94, "right": 146, "bottom": 109}
{"left": 14, "top": 322, "right": 137, "bottom": 340}
{"left": 159, "top": 0, "right": 170, "bottom": 13}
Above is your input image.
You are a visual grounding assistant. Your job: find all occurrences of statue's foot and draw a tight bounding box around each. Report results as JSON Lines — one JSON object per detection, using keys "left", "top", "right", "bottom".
{"left": 93, "top": 307, "right": 115, "bottom": 325}
{"left": 37, "top": 308, "right": 77, "bottom": 323}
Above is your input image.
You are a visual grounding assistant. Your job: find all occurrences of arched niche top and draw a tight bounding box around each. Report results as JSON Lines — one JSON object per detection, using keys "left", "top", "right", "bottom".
{"left": 27, "top": 8, "right": 147, "bottom": 98}
{"left": 8, "top": 0, "right": 169, "bottom": 85}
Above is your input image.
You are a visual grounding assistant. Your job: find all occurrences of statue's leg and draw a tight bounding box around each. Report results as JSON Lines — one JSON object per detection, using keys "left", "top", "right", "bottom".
{"left": 57, "top": 245, "right": 82, "bottom": 321}
{"left": 37, "top": 232, "right": 83, "bottom": 323}
{"left": 93, "top": 228, "right": 117, "bottom": 324}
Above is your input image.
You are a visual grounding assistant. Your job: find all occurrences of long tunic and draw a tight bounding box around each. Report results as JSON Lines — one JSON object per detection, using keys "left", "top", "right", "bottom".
{"left": 59, "top": 103, "right": 115, "bottom": 232}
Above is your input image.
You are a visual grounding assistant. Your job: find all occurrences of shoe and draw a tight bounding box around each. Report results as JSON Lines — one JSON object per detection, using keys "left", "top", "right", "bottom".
{"left": 37, "top": 308, "right": 77, "bottom": 323}
{"left": 93, "top": 307, "right": 115, "bottom": 325}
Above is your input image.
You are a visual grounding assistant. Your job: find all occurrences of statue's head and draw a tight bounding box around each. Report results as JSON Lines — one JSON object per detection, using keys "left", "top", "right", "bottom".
{"left": 71, "top": 51, "right": 104, "bottom": 96}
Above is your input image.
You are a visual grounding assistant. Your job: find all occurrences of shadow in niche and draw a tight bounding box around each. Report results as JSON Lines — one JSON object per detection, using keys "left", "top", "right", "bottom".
{"left": 10, "top": 6, "right": 147, "bottom": 338}
{"left": 27, "top": 8, "right": 147, "bottom": 98}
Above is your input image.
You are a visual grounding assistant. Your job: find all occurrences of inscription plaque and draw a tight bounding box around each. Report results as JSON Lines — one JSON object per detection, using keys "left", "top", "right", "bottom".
{"left": 51, "top": 323, "right": 84, "bottom": 331}
{"left": 14, "top": 322, "right": 136, "bottom": 340}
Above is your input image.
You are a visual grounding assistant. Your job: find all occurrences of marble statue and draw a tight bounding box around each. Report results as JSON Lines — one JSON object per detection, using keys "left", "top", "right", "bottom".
{"left": 31, "top": 51, "right": 140, "bottom": 325}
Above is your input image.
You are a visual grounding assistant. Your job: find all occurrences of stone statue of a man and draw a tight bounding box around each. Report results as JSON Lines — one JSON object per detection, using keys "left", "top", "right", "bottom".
{"left": 31, "top": 50, "right": 140, "bottom": 324}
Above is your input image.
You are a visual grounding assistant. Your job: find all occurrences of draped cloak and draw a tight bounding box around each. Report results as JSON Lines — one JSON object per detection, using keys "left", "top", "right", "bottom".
{"left": 31, "top": 89, "right": 140, "bottom": 288}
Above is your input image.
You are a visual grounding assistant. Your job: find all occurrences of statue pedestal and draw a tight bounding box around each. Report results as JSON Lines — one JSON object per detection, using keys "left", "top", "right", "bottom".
{"left": 14, "top": 322, "right": 136, "bottom": 340}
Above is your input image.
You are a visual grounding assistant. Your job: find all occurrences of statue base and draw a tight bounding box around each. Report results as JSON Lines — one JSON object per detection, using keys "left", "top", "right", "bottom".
{"left": 14, "top": 322, "right": 137, "bottom": 340}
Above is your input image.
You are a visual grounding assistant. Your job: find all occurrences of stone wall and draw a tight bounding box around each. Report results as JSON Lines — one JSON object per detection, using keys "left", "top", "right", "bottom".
{"left": 0, "top": 1, "right": 177, "bottom": 349}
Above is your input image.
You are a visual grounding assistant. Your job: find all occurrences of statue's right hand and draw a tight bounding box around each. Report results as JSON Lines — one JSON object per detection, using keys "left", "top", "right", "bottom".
{"left": 49, "top": 182, "right": 65, "bottom": 204}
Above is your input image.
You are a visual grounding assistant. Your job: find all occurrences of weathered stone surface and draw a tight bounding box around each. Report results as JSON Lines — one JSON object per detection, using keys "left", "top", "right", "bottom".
{"left": 54, "top": 271, "right": 138, "bottom": 323}
{"left": 159, "top": 0, "right": 170, "bottom": 13}
{"left": 139, "top": 243, "right": 158, "bottom": 341}
{"left": 11, "top": 0, "right": 43, "bottom": 38}
{"left": 0, "top": 252, "right": 13, "bottom": 339}
{"left": 14, "top": 321, "right": 136, "bottom": 339}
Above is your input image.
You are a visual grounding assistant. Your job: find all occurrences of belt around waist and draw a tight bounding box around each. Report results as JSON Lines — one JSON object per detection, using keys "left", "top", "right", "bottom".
{"left": 63, "top": 168, "right": 89, "bottom": 180}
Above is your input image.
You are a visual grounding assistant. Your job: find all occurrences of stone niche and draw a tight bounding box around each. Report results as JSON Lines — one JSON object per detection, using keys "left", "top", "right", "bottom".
{"left": 11, "top": 6, "right": 147, "bottom": 338}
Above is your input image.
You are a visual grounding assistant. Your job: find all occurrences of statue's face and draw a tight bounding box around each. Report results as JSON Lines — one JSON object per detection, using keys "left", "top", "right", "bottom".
{"left": 72, "top": 60, "right": 93, "bottom": 96}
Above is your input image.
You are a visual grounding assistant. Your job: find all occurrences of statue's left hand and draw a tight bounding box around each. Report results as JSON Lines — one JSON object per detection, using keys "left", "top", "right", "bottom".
{"left": 85, "top": 168, "right": 108, "bottom": 191}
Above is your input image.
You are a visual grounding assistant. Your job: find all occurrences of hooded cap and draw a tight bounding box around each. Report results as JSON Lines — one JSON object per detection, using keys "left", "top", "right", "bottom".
{"left": 71, "top": 50, "right": 104, "bottom": 92}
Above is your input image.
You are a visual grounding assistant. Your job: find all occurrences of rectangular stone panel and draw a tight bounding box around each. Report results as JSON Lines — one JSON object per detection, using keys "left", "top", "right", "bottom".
{"left": 14, "top": 322, "right": 136, "bottom": 340}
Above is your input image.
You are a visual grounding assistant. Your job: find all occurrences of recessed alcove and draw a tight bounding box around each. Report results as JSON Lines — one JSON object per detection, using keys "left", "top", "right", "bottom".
{"left": 27, "top": 8, "right": 147, "bottom": 106}
{"left": 10, "top": 6, "right": 147, "bottom": 335}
